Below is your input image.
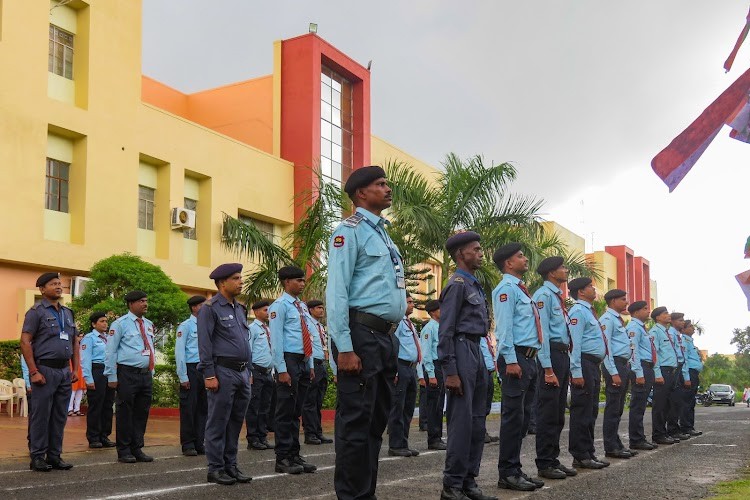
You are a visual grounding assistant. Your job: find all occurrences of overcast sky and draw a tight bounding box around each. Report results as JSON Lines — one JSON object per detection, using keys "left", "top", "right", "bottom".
{"left": 142, "top": 0, "right": 750, "bottom": 354}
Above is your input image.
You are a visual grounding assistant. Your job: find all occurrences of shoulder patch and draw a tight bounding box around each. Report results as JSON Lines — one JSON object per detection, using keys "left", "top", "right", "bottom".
{"left": 424, "top": 333, "right": 429, "bottom": 340}
{"left": 537, "top": 301, "right": 544, "bottom": 309}
{"left": 454, "top": 276, "right": 464, "bottom": 283}
{"left": 499, "top": 293, "right": 508, "bottom": 302}
{"left": 81, "top": 344, "right": 86, "bottom": 350}
{"left": 270, "top": 311, "right": 277, "bottom": 320}
{"left": 342, "top": 213, "right": 364, "bottom": 227}
{"left": 109, "top": 329, "right": 116, "bottom": 336}
{"left": 571, "top": 318, "right": 578, "bottom": 325}
{"left": 177, "top": 331, "right": 183, "bottom": 338}
{"left": 629, "top": 331, "right": 635, "bottom": 338}
{"left": 333, "top": 235, "right": 345, "bottom": 248}
{"left": 601, "top": 324, "right": 606, "bottom": 332}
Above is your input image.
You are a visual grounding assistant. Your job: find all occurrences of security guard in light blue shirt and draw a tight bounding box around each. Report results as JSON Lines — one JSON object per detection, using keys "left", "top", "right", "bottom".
{"left": 81, "top": 312, "right": 116, "bottom": 448}
{"left": 249, "top": 317, "right": 273, "bottom": 369}
{"left": 666, "top": 313, "right": 691, "bottom": 439}
{"left": 419, "top": 301, "right": 446, "bottom": 450}
{"left": 494, "top": 275, "right": 542, "bottom": 365}
{"left": 680, "top": 320, "right": 703, "bottom": 436}
{"left": 421, "top": 317, "right": 440, "bottom": 379}
{"left": 649, "top": 307, "right": 680, "bottom": 444}
{"left": 302, "top": 299, "right": 333, "bottom": 446}
{"left": 269, "top": 292, "right": 316, "bottom": 374}
{"left": 176, "top": 295, "right": 207, "bottom": 456}
{"left": 626, "top": 301, "right": 657, "bottom": 450}
{"left": 246, "top": 300, "right": 275, "bottom": 450}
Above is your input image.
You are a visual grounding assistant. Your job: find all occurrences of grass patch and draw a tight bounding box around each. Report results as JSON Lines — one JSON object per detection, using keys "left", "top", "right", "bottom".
{"left": 711, "top": 466, "right": 750, "bottom": 499}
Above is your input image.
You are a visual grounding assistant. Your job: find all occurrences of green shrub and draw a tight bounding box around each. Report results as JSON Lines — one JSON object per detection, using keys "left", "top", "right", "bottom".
{"left": 0, "top": 340, "right": 21, "bottom": 381}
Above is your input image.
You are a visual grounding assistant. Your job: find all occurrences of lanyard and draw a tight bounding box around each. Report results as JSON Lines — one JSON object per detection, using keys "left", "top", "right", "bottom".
{"left": 361, "top": 217, "right": 404, "bottom": 281}
{"left": 49, "top": 305, "right": 65, "bottom": 331}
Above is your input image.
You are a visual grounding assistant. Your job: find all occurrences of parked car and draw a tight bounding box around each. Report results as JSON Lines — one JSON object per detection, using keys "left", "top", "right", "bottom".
{"left": 706, "top": 384, "right": 736, "bottom": 406}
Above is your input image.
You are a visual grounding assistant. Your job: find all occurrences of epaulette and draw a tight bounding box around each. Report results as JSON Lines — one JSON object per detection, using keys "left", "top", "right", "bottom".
{"left": 453, "top": 276, "right": 465, "bottom": 283}
{"left": 342, "top": 213, "right": 364, "bottom": 227}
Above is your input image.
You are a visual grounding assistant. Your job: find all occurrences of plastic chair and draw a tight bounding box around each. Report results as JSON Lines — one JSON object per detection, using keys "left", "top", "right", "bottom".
{"left": 12, "top": 378, "right": 28, "bottom": 417}
{"left": 0, "top": 380, "right": 14, "bottom": 418}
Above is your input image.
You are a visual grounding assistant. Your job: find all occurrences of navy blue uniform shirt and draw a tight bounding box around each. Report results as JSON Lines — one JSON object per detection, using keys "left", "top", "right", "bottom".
{"left": 197, "top": 294, "right": 251, "bottom": 378}
{"left": 21, "top": 299, "right": 77, "bottom": 361}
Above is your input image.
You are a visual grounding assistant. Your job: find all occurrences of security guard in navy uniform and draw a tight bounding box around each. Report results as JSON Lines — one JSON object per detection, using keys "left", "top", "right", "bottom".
{"left": 105, "top": 291, "right": 156, "bottom": 464}
{"left": 626, "top": 301, "right": 658, "bottom": 451}
{"left": 567, "top": 277, "right": 609, "bottom": 470}
{"left": 21, "top": 272, "right": 79, "bottom": 472}
{"left": 532, "top": 257, "right": 577, "bottom": 480}
{"left": 197, "top": 263, "right": 253, "bottom": 486}
{"left": 493, "top": 243, "right": 544, "bottom": 492}
{"left": 600, "top": 289, "right": 636, "bottom": 459}
{"left": 175, "top": 295, "right": 207, "bottom": 456}
{"left": 438, "top": 231, "right": 497, "bottom": 500}
{"left": 81, "top": 312, "right": 116, "bottom": 449}
{"left": 325, "top": 166, "right": 407, "bottom": 500}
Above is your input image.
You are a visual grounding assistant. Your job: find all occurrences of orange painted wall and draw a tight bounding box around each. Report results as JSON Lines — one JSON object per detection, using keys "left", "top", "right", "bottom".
{"left": 141, "top": 76, "right": 188, "bottom": 117}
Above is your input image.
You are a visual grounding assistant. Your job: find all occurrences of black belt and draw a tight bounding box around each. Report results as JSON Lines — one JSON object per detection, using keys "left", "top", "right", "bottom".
{"left": 661, "top": 366, "right": 676, "bottom": 373}
{"left": 284, "top": 352, "right": 306, "bottom": 361}
{"left": 252, "top": 363, "right": 271, "bottom": 374}
{"left": 641, "top": 360, "right": 654, "bottom": 367}
{"left": 549, "top": 341, "right": 570, "bottom": 353}
{"left": 398, "top": 359, "right": 418, "bottom": 368}
{"left": 615, "top": 355, "right": 630, "bottom": 363}
{"left": 215, "top": 357, "right": 249, "bottom": 371}
{"left": 92, "top": 362, "right": 105, "bottom": 369}
{"left": 314, "top": 358, "right": 325, "bottom": 366}
{"left": 186, "top": 362, "right": 198, "bottom": 368}
{"left": 350, "top": 310, "right": 398, "bottom": 334}
{"left": 515, "top": 346, "right": 538, "bottom": 359}
{"left": 37, "top": 359, "right": 69, "bottom": 369}
{"left": 117, "top": 364, "right": 151, "bottom": 374}
{"left": 581, "top": 353, "right": 603, "bottom": 364}
{"left": 460, "top": 334, "right": 483, "bottom": 343}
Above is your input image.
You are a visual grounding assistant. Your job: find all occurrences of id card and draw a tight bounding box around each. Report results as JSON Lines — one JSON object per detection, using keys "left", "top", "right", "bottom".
{"left": 59, "top": 332, "right": 69, "bottom": 341}
{"left": 396, "top": 276, "right": 406, "bottom": 289}
{"left": 142, "top": 349, "right": 151, "bottom": 356}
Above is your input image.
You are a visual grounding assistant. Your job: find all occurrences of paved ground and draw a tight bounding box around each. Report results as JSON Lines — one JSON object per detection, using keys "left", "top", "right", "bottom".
{"left": 0, "top": 405, "right": 748, "bottom": 499}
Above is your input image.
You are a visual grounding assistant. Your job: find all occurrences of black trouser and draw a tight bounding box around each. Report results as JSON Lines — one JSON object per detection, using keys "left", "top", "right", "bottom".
{"left": 388, "top": 360, "right": 418, "bottom": 449}
{"left": 275, "top": 353, "right": 311, "bottom": 460}
{"left": 425, "top": 364, "right": 446, "bottom": 445}
{"left": 535, "top": 349, "right": 570, "bottom": 469}
{"left": 603, "top": 356, "right": 631, "bottom": 452}
{"left": 246, "top": 364, "right": 274, "bottom": 443}
{"left": 569, "top": 355, "right": 601, "bottom": 461}
{"left": 680, "top": 369, "right": 700, "bottom": 432}
{"left": 333, "top": 319, "right": 398, "bottom": 500}
{"left": 629, "top": 361, "right": 655, "bottom": 445}
{"left": 667, "top": 364, "right": 686, "bottom": 435}
{"left": 29, "top": 364, "right": 71, "bottom": 460}
{"left": 86, "top": 364, "right": 115, "bottom": 445}
{"left": 528, "top": 392, "right": 538, "bottom": 433}
{"left": 444, "top": 335, "right": 487, "bottom": 489}
{"left": 179, "top": 362, "right": 207, "bottom": 452}
{"left": 115, "top": 365, "right": 152, "bottom": 458}
{"left": 418, "top": 382, "right": 428, "bottom": 430}
{"left": 302, "top": 359, "right": 328, "bottom": 439}
{"left": 205, "top": 364, "right": 250, "bottom": 473}
{"left": 652, "top": 366, "right": 676, "bottom": 441}
{"left": 497, "top": 351, "right": 537, "bottom": 478}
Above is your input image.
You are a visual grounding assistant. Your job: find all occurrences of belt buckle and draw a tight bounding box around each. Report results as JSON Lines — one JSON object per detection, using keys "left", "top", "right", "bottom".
{"left": 239, "top": 362, "right": 248, "bottom": 370}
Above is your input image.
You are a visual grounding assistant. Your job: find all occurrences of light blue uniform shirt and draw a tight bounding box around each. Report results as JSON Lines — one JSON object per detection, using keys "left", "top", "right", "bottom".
{"left": 249, "top": 319, "right": 273, "bottom": 369}
{"left": 569, "top": 300, "right": 606, "bottom": 379}
{"left": 652, "top": 323, "right": 678, "bottom": 372}
{"left": 395, "top": 317, "right": 420, "bottom": 363}
{"left": 600, "top": 308, "right": 630, "bottom": 376}
{"left": 533, "top": 281, "right": 570, "bottom": 370}
{"left": 21, "top": 356, "right": 30, "bottom": 388}
{"left": 325, "top": 207, "right": 407, "bottom": 353}
{"left": 310, "top": 318, "right": 326, "bottom": 361}
{"left": 493, "top": 274, "right": 541, "bottom": 365}
{"left": 683, "top": 334, "right": 703, "bottom": 372}
{"left": 627, "top": 318, "right": 651, "bottom": 378}
{"left": 104, "top": 312, "right": 155, "bottom": 383}
{"left": 479, "top": 337, "right": 496, "bottom": 373}
{"left": 175, "top": 315, "right": 199, "bottom": 384}
{"left": 269, "top": 292, "right": 315, "bottom": 373}
{"left": 669, "top": 327, "right": 686, "bottom": 364}
{"left": 420, "top": 319, "right": 439, "bottom": 378}
{"left": 81, "top": 329, "right": 108, "bottom": 385}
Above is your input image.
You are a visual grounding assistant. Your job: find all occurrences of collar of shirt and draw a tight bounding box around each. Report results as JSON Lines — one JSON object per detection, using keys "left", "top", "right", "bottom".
{"left": 669, "top": 326, "right": 681, "bottom": 337}
{"left": 127, "top": 311, "right": 147, "bottom": 323}
{"left": 605, "top": 308, "right": 622, "bottom": 321}
{"left": 501, "top": 273, "right": 522, "bottom": 286}
{"left": 575, "top": 299, "right": 594, "bottom": 312}
{"left": 456, "top": 268, "right": 480, "bottom": 286}
{"left": 542, "top": 280, "right": 562, "bottom": 295}
{"left": 631, "top": 318, "right": 645, "bottom": 328}
{"left": 41, "top": 298, "right": 66, "bottom": 312}
{"left": 252, "top": 319, "right": 266, "bottom": 328}
{"left": 281, "top": 291, "right": 302, "bottom": 305}
{"left": 188, "top": 315, "right": 197, "bottom": 325}
{"left": 655, "top": 324, "right": 668, "bottom": 334}
{"left": 214, "top": 293, "right": 238, "bottom": 307}
{"left": 355, "top": 207, "right": 390, "bottom": 228}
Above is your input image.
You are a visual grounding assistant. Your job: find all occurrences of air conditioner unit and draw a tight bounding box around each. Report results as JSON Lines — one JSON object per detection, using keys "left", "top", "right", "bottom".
{"left": 71, "top": 276, "right": 92, "bottom": 297}
{"left": 171, "top": 207, "right": 196, "bottom": 229}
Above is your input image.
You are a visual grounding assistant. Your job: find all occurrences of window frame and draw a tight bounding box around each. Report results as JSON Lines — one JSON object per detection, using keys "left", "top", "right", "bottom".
{"left": 45, "top": 157, "right": 70, "bottom": 213}
{"left": 138, "top": 185, "right": 156, "bottom": 231}
{"left": 48, "top": 24, "right": 74, "bottom": 80}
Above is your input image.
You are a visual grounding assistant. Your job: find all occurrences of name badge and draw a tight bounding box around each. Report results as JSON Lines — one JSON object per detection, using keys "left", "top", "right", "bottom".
{"left": 142, "top": 349, "right": 151, "bottom": 356}
{"left": 396, "top": 276, "right": 406, "bottom": 289}
{"left": 59, "top": 332, "right": 69, "bottom": 341}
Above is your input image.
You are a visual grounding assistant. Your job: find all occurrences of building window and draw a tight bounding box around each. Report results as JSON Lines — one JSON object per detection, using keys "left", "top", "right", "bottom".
{"left": 138, "top": 185, "right": 155, "bottom": 230}
{"left": 48, "top": 24, "right": 74, "bottom": 80}
{"left": 183, "top": 197, "right": 197, "bottom": 240}
{"left": 239, "top": 214, "right": 276, "bottom": 243}
{"left": 45, "top": 158, "right": 69, "bottom": 213}
{"left": 321, "top": 66, "right": 353, "bottom": 189}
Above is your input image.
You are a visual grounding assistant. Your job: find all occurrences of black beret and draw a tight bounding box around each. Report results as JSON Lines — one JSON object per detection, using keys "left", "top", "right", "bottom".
{"left": 306, "top": 300, "right": 324, "bottom": 309}
{"left": 567, "top": 277, "right": 592, "bottom": 293}
{"left": 604, "top": 289, "right": 627, "bottom": 302}
{"left": 670, "top": 312, "right": 684, "bottom": 321}
{"left": 493, "top": 242, "right": 523, "bottom": 269}
{"left": 36, "top": 272, "right": 60, "bottom": 287}
{"left": 651, "top": 306, "right": 669, "bottom": 320}
{"left": 627, "top": 301, "right": 648, "bottom": 314}
{"left": 536, "top": 256, "right": 564, "bottom": 276}
{"left": 251, "top": 300, "right": 271, "bottom": 310}
{"left": 124, "top": 290, "right": 147, "bottom": 303}
{"left": 187, "top": 295, "right": 206, "bottom": 307}
{"left": 278, "top": 266, "right": 305, "bottom": 281}
{"left": 209, "top": 262, "right": 243, "bottom": 281}
{"left": 445, "top": 231, "right": 481, "bottom": 254}
{"left": 425, "top": 300, "right": 440, "bottom": 313}
{"left": 89, "top": 311, "right": 107, "bottom": 325}
{"left": 343, "top": 166, "right": 386, "bottom": 197}
{"left": 684, "top": 319, "right": 693, "bottom": 328}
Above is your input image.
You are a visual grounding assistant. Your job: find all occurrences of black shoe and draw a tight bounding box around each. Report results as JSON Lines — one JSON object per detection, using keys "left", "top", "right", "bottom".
{"left": 484, "top": 431, "right": 491, "bottom": 444}
{"left": 428, "top": 440, "right": 447, "bottom": 450}
{"left": 689, "top": 429, "right": 703, "bottom": 436}
{"left": 556, "top": 463, "right": 578, "bottom": 476}
{"left": 225, "top": 466, "right": 252, "bottom": 483}
{"left": 133, "top": 452, "right": 154, "bottom": 463}
{"left": 654, "top": 436, "right": 676, "bottom": 445}
{"left": 388, "top": 448, "right": 413, "bottom": 457}
{"left": 101, "top": 438, "right": 116, "bottom": 448}
{"left": 89, "top": 442, "right": 103, "bottom": 449}
{"left": 463, "top": 486, "right": 498, "bottom": 500}
{"left": 573, "top": 458, "right": 606, "bottom": 470}
{"left": 248, "top": 440, "right": 267, "bottom": 450}
{"left": 46, "top": 457, "right": 73, "bottom": 470}
{"left": 30, "top": 457, "right": 52, "bottom": 472}
{"left": 408, "top": 448, "right": 420, "bottom": 457}
{"left": 497, "top": 475, "right": 536, "bottom": 491}
{"left": 419, "top": 426, "right": 428, "bottom": 432}
{"left": 521, "top": 473, "right": 544, "bottom": 488}
{"left": 260, "top": 440, "right": 274, "bottom": 449}
{"left": 625, "top": 449, "right": 639, "bottom": 456}
{"left": 538, "top": 467, "right": 567, "bottom": 479}
{"left": 183, "top": 448, "right": 198, "bottom": 457}
{"left": 118, "top": 455, "right": 137, "bottom": 464}
{"left": 490, "top": 435, "right": 500, "bottom": 443}
{"left": 317, "top": 435, "right": 333, "bottom": 444}
{"left": 591, "top": 456, "right": 610, "bottom": 467}
{"left": 605, "top": 450, "right": 632, "bottom": 459}
{"left": 527, "top": 428, "right": 537, "bottom": 435}
{"left": 630, "top": 441, "right": 655, "bottom": 451}
{"left": 672, "top": 433, "right": 690, "bottom": 440}
{"left": 275, "top": 458, "right": 304, "bottom": 474}
{"left": 207, "top": 470, "right": 236, "bottom": 485}
{"left": 440, "top": 486, "right": 470, "bottom": 500}
{"left": 292, "top": 455, "right": 317, "bottom": 473}
{"left": 195, "top": 448, "right": 206, "bottom": 455}
{"left": 304, "top": 436, "right": 322, "bottom": 445}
